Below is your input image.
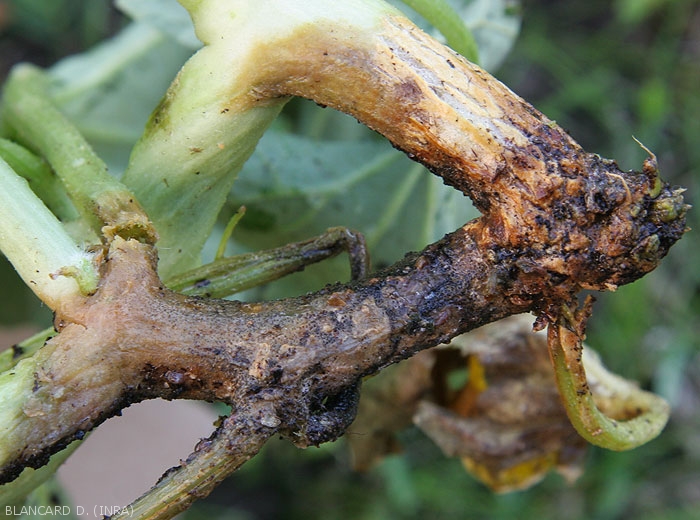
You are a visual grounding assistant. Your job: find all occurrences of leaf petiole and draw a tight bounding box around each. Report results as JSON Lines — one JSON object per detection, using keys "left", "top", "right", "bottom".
{"left": 166, "top": 227, "right": 369, "bottom": 299}
{"left": 0, "top": 158, "right": 98, "bottom": 306}
{"left": 547, "top": 301, "right": 670, "bottom": 450}
{"left": 0, "top": 139, "right": 78, "bottom": 222}
{"left": 1, "top": 64, "right": 154, "bottom": 243}
{"left": 215, "top": 206, "right": 247, "bottom": 261}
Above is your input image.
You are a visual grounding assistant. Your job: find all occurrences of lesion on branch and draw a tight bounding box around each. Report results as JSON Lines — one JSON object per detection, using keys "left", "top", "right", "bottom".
{"left": 0, "top": 3, "right": 689, "bottom": 518}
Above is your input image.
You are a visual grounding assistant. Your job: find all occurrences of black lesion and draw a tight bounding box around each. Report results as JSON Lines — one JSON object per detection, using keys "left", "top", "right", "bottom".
{"left": 301, "top": 383, "right": 361, "bottom": 446}
{"left": 194, "top": 278, "right": 211, "bottom": 289}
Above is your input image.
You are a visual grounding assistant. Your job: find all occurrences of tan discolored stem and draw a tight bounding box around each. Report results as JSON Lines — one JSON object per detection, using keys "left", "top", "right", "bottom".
{"left": 249, "top": 13, "right": 687, "bottom": 302}
{"left": 166, "top": 6, "right": 686, "bottom": 303}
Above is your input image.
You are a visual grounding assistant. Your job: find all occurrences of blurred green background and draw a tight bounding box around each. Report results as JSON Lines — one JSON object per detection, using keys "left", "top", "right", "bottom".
{"left": 1, "top": 0, "right": 699, "bottom": 518}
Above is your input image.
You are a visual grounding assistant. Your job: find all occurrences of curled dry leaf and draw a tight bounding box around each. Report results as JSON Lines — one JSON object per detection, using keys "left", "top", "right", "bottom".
{"left": 416, "top": 315, "right": 587, "bottom": 492}
{"left": 349, "top": 314, "right": 670, "bottom": 492}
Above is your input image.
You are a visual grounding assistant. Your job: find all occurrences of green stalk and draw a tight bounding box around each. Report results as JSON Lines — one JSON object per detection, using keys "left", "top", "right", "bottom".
{"left": 0, "top": 158, "right": 98, "bottom": 307}
{"left": 214, "top": 206, "right": 246, "bottom": 261}
{"left": 111, "top": 413, "right": 273, "bottom": 520}
{"left": 2, "top": 65, "right": 152, "bottom": 241}
{"left": 0, "top": 328, "right": 55, "bottom": 374}
{"left": 0, "top": 138, "right": 78, "bottom": 222}
{"left": 166, "top": 227, "right": 368, "bottom": 298}
{"left": 548, "top": 307, "right": 670, "bottom": 450}
{"left": 122, "top": 0, "right": 399, "bottom": 279}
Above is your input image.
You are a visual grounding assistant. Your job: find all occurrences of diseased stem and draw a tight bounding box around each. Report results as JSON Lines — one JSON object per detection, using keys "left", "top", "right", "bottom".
{"left": 128, "top": 0, "right": 687, "bottom": 299}
{"left": 0, "top": 0, "right": 689, "bottom": 515}
{"left": 0, "top": 225, "right": 521, "bottom": 482}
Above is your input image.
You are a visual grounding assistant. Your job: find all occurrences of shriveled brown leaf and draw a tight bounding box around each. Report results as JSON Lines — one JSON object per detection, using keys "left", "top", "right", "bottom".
{"left": 421, "top": 315, "right": 588, "bottom": 492}
{"left": 348, "top": 315, "right": 588, "bottom": 491}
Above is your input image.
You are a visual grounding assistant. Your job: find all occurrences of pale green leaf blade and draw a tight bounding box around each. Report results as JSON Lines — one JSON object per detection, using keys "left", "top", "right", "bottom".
{"left": 226, "top": 128, "right": 478, "bottom": 298}
{"left": 116, "top": 0, "right": 201, "bottom": 49}
{"left": 46, "top": 22, "right": 193, "bottom": 174}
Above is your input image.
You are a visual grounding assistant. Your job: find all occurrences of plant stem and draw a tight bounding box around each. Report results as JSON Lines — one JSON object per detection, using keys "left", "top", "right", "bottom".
{"left": 0, "top": 226, "right": 517, "bottom": 485}
{"left": 0, "top": 328, "right": 55, "bottom": 374}
{"left": 0, "top": 0, "right": 688, "bottom": 513}
{"left": 0, "top": 138, "right": 78, "bottom": 222}
{"left": 214, "top": 206, "right": 246, "bottom": 261}
{"left": 111, "top": 412, "right": 274, "bottom": 520}
{"left": 0, "top": 442, "right": 79, "bottom": 508}
{"left": 122, "top": 0, "right": 399, "bottom": 278}
{"left": 0, "top": 158, "right": 98, "bottom": 306}
{"left": 167, "top": 227, "right": 369, "bottom": 298}
{"left": 1, "top": 64, "right": 154, "bottom": 243}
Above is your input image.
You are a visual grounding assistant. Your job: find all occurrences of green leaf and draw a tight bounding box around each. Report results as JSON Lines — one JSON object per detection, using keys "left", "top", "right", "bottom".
{"left": 397, "top": 0, "right": 480, "bottom": 63}
{"left": 116, "top": 0, "right": 202, "bottom": 49}
{"left": 226, "top": 107, "right": 478, "bottom": 298}
{"left": 3, "top": 0, "right": 115, "bottom": 53}
{"left": 614, "top": 0, "right": 672, "bottom": 25}
{"left": 45, "top": 22, "right": 193, "bottom": 174}
{"left": 455, "top": 0, "right": 521, "bottom": 71}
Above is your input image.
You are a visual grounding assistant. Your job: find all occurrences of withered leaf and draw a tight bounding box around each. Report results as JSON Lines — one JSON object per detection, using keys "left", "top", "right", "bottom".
{"left": 348, "top": 315, "right": 588, "bottom": 492}
{"left": 417, "top": 315, "right": 588, "bottom": 492}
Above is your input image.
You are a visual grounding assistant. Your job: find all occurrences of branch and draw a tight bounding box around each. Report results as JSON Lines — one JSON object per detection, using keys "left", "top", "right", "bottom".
{"left": 0, "top": 0, "right": 688, "bottom": 516}
{"left": 120, "top": 411, "right": 275, "bottom": 520}
{"left": 0, "top": 225, "right": 513, "bottom": 482}
{"left": 2, "top": 65, "right": 155, "bottom": 244}
{"left": 0, "top": 157, "right": 98, "bottom": 306}
{"left": 253, "top": 12, "right": 686, "bottom": 296}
